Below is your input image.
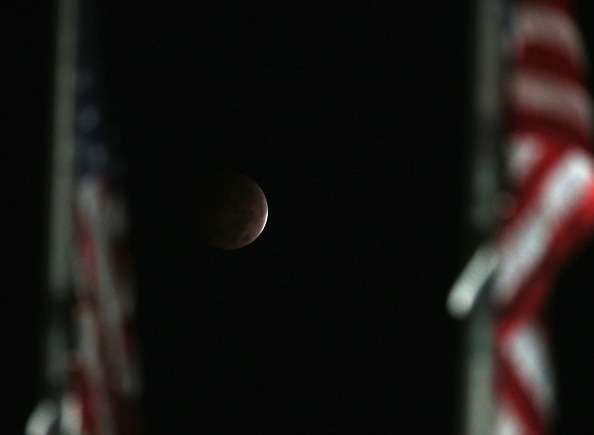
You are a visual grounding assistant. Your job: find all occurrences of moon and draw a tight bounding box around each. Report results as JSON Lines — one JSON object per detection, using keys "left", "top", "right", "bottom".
{"left": 196, "top": 172, "right": 268, "bottom": 250}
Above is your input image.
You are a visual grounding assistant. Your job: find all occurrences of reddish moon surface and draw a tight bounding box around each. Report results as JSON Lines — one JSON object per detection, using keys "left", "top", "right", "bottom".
{"left": 196, "top": 172, "right": 268, "bottom": 250}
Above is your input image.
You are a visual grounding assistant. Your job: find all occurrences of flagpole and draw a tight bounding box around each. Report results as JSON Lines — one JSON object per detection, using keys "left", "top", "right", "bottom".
{"left": 26, "top": 0, "right": 79, "bottom": 433}
{"left": 45, "top": 0, "right": 79, "bottom": 390}
{"left": 448, "top": 0, "right": 505, "bottom": 433}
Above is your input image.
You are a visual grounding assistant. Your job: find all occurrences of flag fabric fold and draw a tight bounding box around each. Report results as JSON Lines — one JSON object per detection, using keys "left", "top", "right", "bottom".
{"left": 494, "top": 0, "right": 594, "bottom": 433}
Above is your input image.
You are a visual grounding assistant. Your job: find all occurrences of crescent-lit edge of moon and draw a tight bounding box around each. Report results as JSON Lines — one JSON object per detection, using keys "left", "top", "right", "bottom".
{"left": 256, "top": 194, "right": 269, "bottom": 239}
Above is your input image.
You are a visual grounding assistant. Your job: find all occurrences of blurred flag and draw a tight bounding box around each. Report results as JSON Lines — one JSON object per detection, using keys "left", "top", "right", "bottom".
{"left": 494, "top": 0, "right": 594, "bottom": 433}
{"left": 72, "top": 92, "right": 143, "bottom": 433}
{"left": 27, "top": 0, "right": 142, "bottom": 433}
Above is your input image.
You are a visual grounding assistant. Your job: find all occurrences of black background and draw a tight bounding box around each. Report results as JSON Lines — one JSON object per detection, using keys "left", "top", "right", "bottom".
{"left": 4, "top": 1, "right": 594, "bottom": 433}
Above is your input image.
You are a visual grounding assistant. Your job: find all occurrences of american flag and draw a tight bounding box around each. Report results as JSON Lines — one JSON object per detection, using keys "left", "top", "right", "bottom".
{"left": 27, "top": 0, "right": 143, "bottom": 433}
{"left": 494, "top": 0, "right": 594, "bottom": 433}
{"left": 71, "top": 81, "right": 143, "bottom": 433}
{"left": 71, "top": 2, "right": 143, "bottom": 432}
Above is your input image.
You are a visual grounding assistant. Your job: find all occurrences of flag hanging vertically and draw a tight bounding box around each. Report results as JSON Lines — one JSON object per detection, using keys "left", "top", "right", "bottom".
{"left": 72, "top": 94, "right": 143, "bottom": 433}
{"left": 494, "top": 0, "right": 594, "bottom": 433}
{"left": 27, "top": 0, "right": 143, "bottom": 433}
{"left": 71, "top": 2, "right": 143, "bottom": 432}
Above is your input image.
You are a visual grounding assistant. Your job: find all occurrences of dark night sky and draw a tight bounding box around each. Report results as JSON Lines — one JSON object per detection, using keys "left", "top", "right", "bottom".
{"left": 4, "top": 1, "right": 594, "bottom": 433}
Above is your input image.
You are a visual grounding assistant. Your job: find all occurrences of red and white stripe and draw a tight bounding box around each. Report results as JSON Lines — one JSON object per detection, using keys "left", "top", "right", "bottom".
{"left": 72, "top": 177, "right": 143, "bottom": 434}
{"left": 494, "top": 1, "right": 594, "bottom": 433}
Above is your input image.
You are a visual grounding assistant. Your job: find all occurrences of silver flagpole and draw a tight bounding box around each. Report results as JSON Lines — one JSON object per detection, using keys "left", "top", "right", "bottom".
{"left": 26, "top": 0, "right": 80, "bottom": 433}
{"left": 447, "top": 0, "right": 506, "bottom": 433}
